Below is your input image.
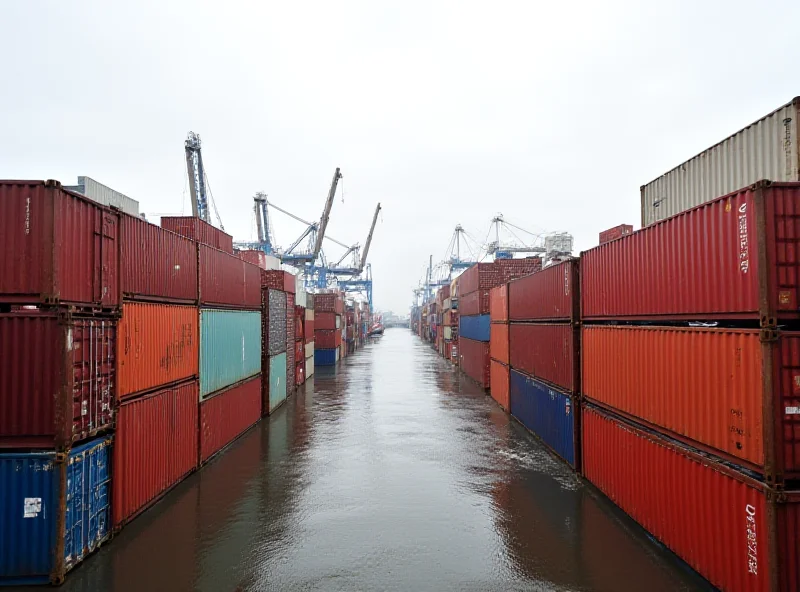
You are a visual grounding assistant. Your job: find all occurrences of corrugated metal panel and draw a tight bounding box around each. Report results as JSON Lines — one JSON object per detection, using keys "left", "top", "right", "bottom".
{"left": 459, "top": 290, "right": 490, "bottom": 316}
{"left": 510, "top": 371, "right": 576, "bottom": 468}
{"left": 316, "top": 312, "right": 337, "bottom": 330}
{"left": 199, "top": 245, "right": 261, "bottom": 309}
{"left": 598, "top": 224, "right": 633, "bottom": 245}
{"left": 459, "top": 337, "right": 490, "bottom": 388}
{"left": 113, "top": 380, "right": 198, "bottom": 527}
{"left": 0, "top": 181, "right": 120, "bottom": 309}
{"left": 305, "top": 354, "right": 314, "bottom": 378}
{"left": 65, "top": 176, "right": 140, "bottom": 216}
{"left": 315, "top": 348, "right": 338, "bottom": 367}
{"left": 199, "top": 309, "right": 261, "bottom": 399}
{"left": 0, "top": 436, "right": 111, "bottom": 585}
{"left": 581, "top": 404, "right": 800, "bottom": 592}
{"left": 286, "top": 293, "right": 296, "bottom": 393}
{"left": 509, "top": 259, "right": 578, "bottom": 322}
{"left": 0, "top": 312, "right": 115, "bottom": 449}
{"left": 266, "top": 289, "right": 287, "bottom": 355}
{"left": 315, "top": 330, "right": 342, "bottom": 349}
{"left": 236, "top": 249, "right": 267, "bottom": 270}
{"left": 641, "top": 97, "right": 800, "bottom": 226}
{"left": 118, "top": 303, "right": 198, "bottom": 399}
{"left": 313, "top": 293, "right": 343, "bottom": 313}
{"left": 304, "top": 319, "right": 315, "bottom": 343}
{"left": 267, "top": 354, "right": 287, "bottom": 413}
{"left": 489, "top": 285, "right": 508, "bottom": 323}
{"left": 509, "top": 323, "right": 576, "bottom": 393}
{"left": 200, "top": 375, "right": 261, "bottom": 464}
{"left": 283, "top": 272, "right": 296, "bottom": 294}
{"left": 459, "top": 315, "right": 490, "bottom": 342}
{"left": 305, "top": 308, "right": 314, "bottom": 321}
{"left": 160, "top": 216, "right": 233, "bottom": 253}
{"left": 490, "top": 322, "right": 509, "bottom": 365}
{"left": 489, "top": 360, "right": 510, "bottom": 410}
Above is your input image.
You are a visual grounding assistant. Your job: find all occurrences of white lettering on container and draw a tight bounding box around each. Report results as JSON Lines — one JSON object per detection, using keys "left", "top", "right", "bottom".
{"left": 738, "top": 203, "right": 749, "bottom": 274}
{"left": 564, "top": 265, "right": 570, "bottom": 296}
{"left": 25, "top": 197, "right": 31, "bottom": 235}
{"left": 786, "top": 406, "right": 800, "bottom": 415}
{"left": 746, "top": 503, "right": 758, "bottom": 575}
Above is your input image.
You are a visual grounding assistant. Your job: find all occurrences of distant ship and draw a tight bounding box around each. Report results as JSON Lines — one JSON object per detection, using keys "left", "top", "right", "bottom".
{"left": 368, "top": 322, "right": 384, "bottom": 336}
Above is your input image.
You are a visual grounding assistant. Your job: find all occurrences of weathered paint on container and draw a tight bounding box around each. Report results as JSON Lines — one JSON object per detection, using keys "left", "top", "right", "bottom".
{"left": 509, "top": 259, "right": 579, "bottom": 322}
{"left": 236, "top": 249, "right": 268, "bottom": 270}
{"left": 490, "top": 360, "right": 510, "bottom": 410}
{"left": 316, "top": 312, "right": 337, "bottom": 330}
{"left": 120, "top": 214, "right": 198, "bottom": 303}
{"left": 113, "top": 380, "right": 198, "bottom": 527}
{"left": 305, "top": 354, "right": 314, "bottom": 378}
{"left": 582, "top": 404, "right": 800, "bottom": 592}
{"left": 118, "top": 302, "right": 198, "bottom": 399}
{"left": 313, "top": 294, "right": 343, "bottom": 314}
{"left": 199, "top": 245, "right": 261, "bottom": 309}
{"left": 315, "top": 329, "right": 342, "bottom": 349}
{"left": 598, "top": 224, "right": 633, "bottom": 245}
{"left": 199, "top": 375, "right": 261, "bottom": 464}
{"left": 583, "top": 325, "right": 800, "bottom": 482}
{"left": 283, "top": 272, "right": 296, "bottom": 294}
{"left": 199, "top": 309, "right": 261, "bottom": 399}
{"left": 265, "top": 288, "right": 287, "bottom": 355}
{"left": 459, "top": 337, "right": 490, "bottom": 388}
{"left": 459, "top": 290, "right": 490, "bottom": 316}
{"left": 510, "top": 370, "right": 577, "bottom": 468}
{"left": 490, "top": 323, "right": 509, "bottom": 365}
{"left": 641, "top": 97, "right": 800, "bottom": 227}
{"left": 0, "top": 436, "right": 111, "bottom": 585}
{"left": 583, "top": 181, "right": 800, "bottom": 323}
{"left": 459, "top": 314, "right": 490, "bottom": 342}
{"left": 160, "top": 216, "right": 233, "bottom": 253}
{"left": 0, "top": 180, "right": 119, "bottom": 309}
{"left": 267, "top": 353, "right": 287, "bottom": 414}
{"left": 489, "top": 285, "right": 508, "bottom": 323}
{"left": 509, "top": 323, "right": 577, "bottom": 393}
{"left": 315, "top": 348, "right": 339, "bottom": 367}
{"left": 0, "top": 311, "right": 115, "bottom": 449}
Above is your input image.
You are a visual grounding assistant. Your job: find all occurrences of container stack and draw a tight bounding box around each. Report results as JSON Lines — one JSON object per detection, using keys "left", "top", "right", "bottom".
{"left": 315, "top": 293, "right": 343, "bottom": 366}
{"left": 580, "top": 181, "right": 800, "bottom": 591}
{"left": 436, "top": 286, "right": 450, "bottom": 357}
{"left": 261, "top": 270, "right": 292, "bottom": 415}
{"left": 488, "top": 285, "right": 509, "bottom": 410}
{"left": 507, "top": 259, "right": 581, "bottom": 470}
{"left": 294, "top": 273, "right": 306, "bottom": 386}
{"left": 597, "top": 224, "right": 632, "bottom": 245}
{"left": 305, "top": 294, "right": 315, "bottom": 378}
{"left": 285, "top": 278, "right": 296, "bottom": 396}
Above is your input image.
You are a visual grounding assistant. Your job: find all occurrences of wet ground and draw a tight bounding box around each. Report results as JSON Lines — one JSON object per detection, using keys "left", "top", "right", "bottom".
{"left": 51, "top": 329, "right": 711, "bottom": 592}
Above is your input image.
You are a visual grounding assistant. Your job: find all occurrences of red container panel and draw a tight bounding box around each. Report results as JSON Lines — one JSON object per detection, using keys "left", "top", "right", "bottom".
{"left": 460, "top": 290, "right": 490, "bottom": 316}
{"left": 0, "top": 311, "right": 115, "bottom": 448}
{"left": 598, "top": 224, "right": 633, "bottom": 245}
{"left": 509, "top": 259, "right": 578, "bottom": 322}
{"left": 582, "top": 404, "right": 800, "bottom": 592}
{"left": 490, "top": 323, "right": 509, "bottom": 365}
{"left": 313, "top": 293, "right": 339, "bottom": 313}
{"left": 490, "top": 360, "right": 510, "bottom": 410}
{"left": 509, "top": 323, "right": 576, "bottom": 392}
{"left": 260, "top": 269, "right": 285, "bottom": 290}
{"left": 316, "top": 312, "right": 337, "bottom": 330}
{"left": 199, "top": 375, "right": 261, "bottom": 464}
{"left": 199, "top": 245, "right": 261, "bottom": 309}
{"left": 283, "top": 272, "right": 296, "bottom": 294}
{"left": 237, "top": 249, "right": 268, "bottom": 270}
{"left": 113, "top": 380, "right": 198, "bottom": 527}
{"left": 582, "top": 182, "right": 800, "bottom": 322}
{"left": 305, "top": 319, "right": 315, "bottom": 343}
{"left": 295, "top": 361, "right": 305, "bottom": 386}
{"left": 489, "top": 285, "right": 508, "bottom": 323}
{"left": 0, "top": 180, "right": 120, "bottom": 309}
{"left": 315, "top": 329, "right": 342, "bottom": 349}
{"left": 160, "top": 216, "right": 233, "bottom": 254}
{"left": 460, "top": 337, "right": 490, "bottom": 388}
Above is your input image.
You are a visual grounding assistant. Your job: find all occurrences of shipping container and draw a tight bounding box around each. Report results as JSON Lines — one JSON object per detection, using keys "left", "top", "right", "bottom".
{"left": 160, "top": 216, "right": 233, "bottom": 254}
{"left": 265, "top": 288, "right": 287, "bottom": 355}
{"left": 489, "top": 285, "right": 508, "bottom": 323}
{"left": 458, "top": 263, "right": 496, "bottom": 295}
{"left": 305, "top": 307, "right": 314, "bottom": 321}
{"left": 582, "top": 404, "right": 800, "bottom": 592}
{"left": 0, "top": 436, "right": 111, "bottom": 585}
{"left": 509, "top": 259, "right": 579, "bottom": 322}
{"left": 199, "top": 245, "right": 261, "bottom": 309}
{"left": 113, "top": 380, "right": 198, "bottom": 527}
{"left": 294, "top": 340, "right": 304, "bottom": 363}
{"left": 295, "top": 361, "right": 305, "bottom": 386}
{"left": 315, "top": 348, "right": 339, "bottom": 367}
{"left": 459, "top": 314, "right": 490, "bottom": 342}
{"left": 65, "top": 176, "right": 139, "bottom": 216}
{"left": 509, "top": 323, "right": 577, "bottom": 393}
{"left": 305, "top": 354, "right": 314, "bottom": 378}
{"left": 316, "top": 312, "right": 338, "bottom": 331}
{"left": 0, "top": 180, "right": 120, "bottom": 309}
{"left": 286, "top": 293, "right": 296, "bottom": 394}
{"left": 444, "top": 326, "right": 453, "bottom": 340}
{"left": 236, "top": 249, "right": 269, "bottom": 270}
{"left": 459, "top": 290, "right": 490, "bottom": 316}
{"left": 313, "top": 293, "right": 339, "bottom": 313}
{"left": 459, "top": 337, "right": 490, "bottom": 388}
{"left": 641, "top": 97, "right": 800, "bottom": 227}
{"left": 199, "top": 309, "right": 261, "bottom": 399}
{"left": 510, "top": 371, "right": 577, "bottom": 468}
{"left": 583, "top": 181, "right": 800, "bottom": 323}
{"left": 118, "top": 302, "right": 198, "bottom": 400}
{"left": 267, "top": 353, "right": 287, "bottom": 414}
{"left": 583, "top": 325, "right": 800, "bottom": 482}
{"left": 598, "top": 224, "right": 633, "bottom": 245}
{"left": 120, "top": 214, "right": 198, "bottom": 303}
{"left": 283, "top": 272, "right": 296, "bottom": 294}
{"left": 315, "top": 329, "right": 342, "bottom": 350}
{"left": 304, "top": 341, "right": 314, "bottom": 359}
{"left": 0, "top": 311, "right": 115, "bottom": 449}
{"left": 489, "top": 360, "right": 510, "bottom": 410}
{"left": 200, "top": 375, "right": 261, "bottom": 464}
{"left": 304, "top": 319, "right": 315, "bottom": 343}
{"left": 489, "top": 322, "right": 509, "bottom": 365}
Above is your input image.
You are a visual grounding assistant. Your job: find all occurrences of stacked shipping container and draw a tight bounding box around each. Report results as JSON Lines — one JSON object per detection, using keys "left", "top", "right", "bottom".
{"left": 488, "top": 285, "right": 509, "bottom": 410}
{"left": 262, "top": 270, "right": 290, "bottom": 415}
{"left": 305, "top": 294, "right": 315, "bottom": 378}
{"left": 314, "top": 293, "right": 344, "bottom": 366}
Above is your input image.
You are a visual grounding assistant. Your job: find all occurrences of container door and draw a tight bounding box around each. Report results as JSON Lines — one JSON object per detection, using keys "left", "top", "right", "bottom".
{"left": 94, "top": 211, "right": 119, "bottom": 307}
{"left": 64, "top": 452, "right": 85, "bottom": 569}
{"left": 85, "top": 440, "right": 110, "bottom": 552}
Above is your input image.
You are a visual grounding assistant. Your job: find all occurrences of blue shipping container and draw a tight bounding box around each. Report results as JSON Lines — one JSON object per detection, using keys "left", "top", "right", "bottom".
{"left": 315, "top": 348, "right": 339, "bottom": 367}
{"left": 268, "top": 352, "right": 287, "bottom": 414}
{"left": 509, "top": 370, "right": 576, "bottom": 468}
{"left": 459, "top": 314, "right": 490, "bottom": 342}
{"left": 200, "top": 309, "right": 262, "bottom": 399}
{"left": 0, "top": 436, "right": 111, "bottom": 586}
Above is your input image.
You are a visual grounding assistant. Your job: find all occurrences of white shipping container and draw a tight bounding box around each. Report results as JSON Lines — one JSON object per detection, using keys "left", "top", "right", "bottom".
{"left": 66, "top": 176, "right": 140, "bottom": 216}
{"left": 641, "top": 97, "right": 799, "bottom": 227}
{"left": 304, "top": 342, "right": 314, "bottom": 358}
{"left": 305, "top": 355, "right": 314, "bottom": 377}
{"left": 295, "top": 274, "right": 307, "bottom": 308}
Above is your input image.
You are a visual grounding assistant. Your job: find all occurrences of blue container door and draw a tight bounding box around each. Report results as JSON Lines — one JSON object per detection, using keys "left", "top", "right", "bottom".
{"left": 458, "top": 315, "right": 490, "bottom": 342}
{"left": 315, "top": 348, "right": 337, "bottom": 366}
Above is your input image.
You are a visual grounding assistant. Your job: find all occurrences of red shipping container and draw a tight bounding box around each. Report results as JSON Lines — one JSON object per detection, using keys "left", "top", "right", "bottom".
{"left": 295, "top": 307, "right": 304, "bottom": 341}
{"left": 489, "top": 285, "right": 508, "bottom": 323}
{"left": 261, "top": 269, "right": 286, "bottom": 290}
{"left": 460, "top": 290, "right": 490, "bottom": 316}
{"left": 509, "top": 323, "right": 577, "bottom": 393}
{"left": 460, "top": 337, "right": 490, "bottom": 388}
{"left": 305, "top": 319, "right": 315, "bottom": 343}
{"left": 314, "top": 293, "right": 339, "bottom": 313}
{"left": 121, "top": 214, "right": 198, "bottom": 303}
{"left": 509, "top": 259, "right": 579, "bottom": 322}
{"left": 458, "top": 264, "right": 496, "bottom": 295}
{"left": 316, "top": 312, "right": 338, "bottom": 330}
{"left": 598, "top": 224, "right": 633, "bottom": 245}
{"left": 294, "top": 340, "right": 304, "bottom": 362}
{"left": 295, "top": 361, "right": 305, "bottom": 386}
{"left": 582, "top": 404, "right": 800, "bottom": 592}
{"left": 199, "top": 245, "right": 261, "bottom": 309}
{"left": 582, "top": 181, "right": 800, "bottom": 323}
{"left": 237, "top": 249, "right": 268, "bottom": 270}
{"left": 0, "top": 311, "right": 115, "bottom": 449}
{"left": 493, "top": 258, "right": 543, "bottom": 283}
{"left": 199, "top": 375, "right": 261, "bottom": 464}
{"left": 315, "top": 329, "right": 342, "bottom": 349}
{"left": 287, "top": 292, "right": 296, "bottom": 394}
{"left": 283, "top": 272, "right": 296, "bottom": 294}
{"left": 490, "top": 360, "right": 510, "bottom": 410}
{"left": 490, "top": 323, "right": 509, "bottom": 365}
{"left": 0, "top": 180, "right": 120, "bottom": 309}
{"left": 160, "top": 216, "right": 233, "bottom": 254}
{"left": 113, "top": 380, "right": 198, "bottom": 527}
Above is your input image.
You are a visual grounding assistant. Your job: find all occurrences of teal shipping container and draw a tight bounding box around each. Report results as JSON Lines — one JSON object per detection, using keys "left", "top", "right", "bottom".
{"left": 268, "top": 353, "right": 287, "bottom": 414}
{"left": 200, "top": 309, "right": 262, "bottom": 399}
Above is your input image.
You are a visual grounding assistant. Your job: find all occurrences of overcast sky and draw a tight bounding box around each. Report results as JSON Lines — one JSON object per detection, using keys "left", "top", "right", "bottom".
{"left": 2, "top": 1, "right": 797, "bottom": 313}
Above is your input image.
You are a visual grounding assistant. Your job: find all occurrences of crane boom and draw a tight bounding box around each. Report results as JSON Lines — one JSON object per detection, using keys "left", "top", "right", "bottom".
{"left": 312, "top": 168, "right": 342, "bottom": 258}
{"left": 358, "top": 202, "right": 381, "bottom": 272}
{"left": 185, "top": 132, "right": 210, "bottom": 222}
{"left": 266, "top": 199, "right": 351, "bottom": 250}
{"left": 254, "top": 195, "right": 265, "bottom": 243}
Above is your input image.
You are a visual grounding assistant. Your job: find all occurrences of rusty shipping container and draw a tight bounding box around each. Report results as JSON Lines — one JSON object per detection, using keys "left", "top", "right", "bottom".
{"left": 583, "top": 325, "right": 800, "bottom": 483}
{"left": 120, "top": 214, "right": 198, "bottom": 303}
{"left": 314, "top": 293, "right": 343, "bottom": 314}
{"left": 316, "top": 312, "right": 339, "bottom": 331}
{"left": 490, "top": 323, "right": 509, "bottom": 365}
{"left": 237, "top": 249, "right": 268, "bottom": 270}
{"left": 460, "top": 290, "right": 490, "bottom": 316}
{"left": 112, "top": 380, "right": 198, "bottom": 528}
{"left": 582, "top": 404, "right": 800, "bottom": 592}
{"left": 199, "top": 375, "right": 262, "bottom": 464}
{"left": 460, "top": 337, "right": 490, "bottom": 388}
{"left": 117, "top": 302, "right": 198, "bottom": 400}
{"left": 583, "top": 181, "right": 800, "bottom": 323}
{"left": 286, "top": 292, "right": 296, "bottom": 394}
{"left": 509, "top": 259, "right": 579, "bottom": 322}
{"left": 0, "top": 311, "right": 115, "bottom": 449}
{"left": 489, "top": 285, "right": 508, "bottom": 323}
{"left": 199, "top": 245, "right": 261, "bottom": 309}
{"left": 598, "top": 224, "right": 633, "bottom": 245}
{"left": 509, "top": 323, "right": 577, "bottom": 393}
{"left": 160, "top": 216, "right": 233, "bottom": 253}
{"left": 315, "top": 329, "right": 342, "bottom": 349}
{"left": 0, "top": 180, "right": 119, "bottom": 309}
{"left": 490, "top": 360, "right": 510, "bottom": 410}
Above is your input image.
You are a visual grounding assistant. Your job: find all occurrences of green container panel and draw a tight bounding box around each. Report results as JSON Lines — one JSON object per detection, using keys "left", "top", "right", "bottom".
{"left": 268, "top": 353, "right": 287, "bottom": 413}
{"left": 200, "top": 309, "right": 262, "bottom": 399}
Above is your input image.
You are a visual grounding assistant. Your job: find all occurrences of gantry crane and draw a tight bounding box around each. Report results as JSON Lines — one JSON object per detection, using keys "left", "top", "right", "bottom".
{"left": 333, "top": 202, "right": 382, "bottom": 308}
{"left": 184, "top": 132, "right": 224, "bottom": 229}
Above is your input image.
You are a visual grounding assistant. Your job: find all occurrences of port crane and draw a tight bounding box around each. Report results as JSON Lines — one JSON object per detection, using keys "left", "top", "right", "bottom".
{"left": 332, "top": 203, "right": 382, "bottom": 308}
{"left": 185, "top": 132, "right": 224, "bottom": 229}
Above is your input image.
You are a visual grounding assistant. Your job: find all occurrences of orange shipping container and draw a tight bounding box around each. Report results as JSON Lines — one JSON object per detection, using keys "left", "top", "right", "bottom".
{"left": 490, "top": 360, "right": 510, "bottom": 410}
{"left": 118, "top": 303, "right": 199, "bottom": 400}
{"left": 582, "top": 325, "right": 800, "bottom": 483}
{"left": 490, "top": 323, "right": 509, "bottom": 365}
{"left": 489, "top": 285, "right": 508, "bottom": 323}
